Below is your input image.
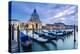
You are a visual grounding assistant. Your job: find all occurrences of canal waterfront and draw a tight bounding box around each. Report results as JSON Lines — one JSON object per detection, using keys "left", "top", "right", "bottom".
{"left": 12, "top": 29, "right": 78, "bottom": 52}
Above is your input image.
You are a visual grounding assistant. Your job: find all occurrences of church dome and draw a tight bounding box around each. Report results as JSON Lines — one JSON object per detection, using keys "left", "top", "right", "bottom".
{"left": 29, "top": 9, "right": 41, "bottom": 23}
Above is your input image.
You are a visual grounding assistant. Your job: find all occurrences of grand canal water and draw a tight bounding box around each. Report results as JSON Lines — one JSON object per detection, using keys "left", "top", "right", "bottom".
{"left": 31, "top": 32, "right": 78, "bottom": 51}
{"left": 13, "top": 29, "right": 78, "bottom": 52}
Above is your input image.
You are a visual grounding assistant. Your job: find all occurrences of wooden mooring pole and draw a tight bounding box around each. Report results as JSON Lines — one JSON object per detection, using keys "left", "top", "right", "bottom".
{"left": 9, "top": 24, "right": 15, "bottom": 52}
{"left": 74, "top": 24, "right": 76, "bottom": 49}
{"left": 55, "top": 34, "right": 58, "bottom": 50}
{"left": 8, "top": 24, "right": 12, "bottom": 52}
{"left": 17, "top": 25, "right": 20, "bottom": 52}
{"left": 12, "top": 24, "right": 14, "bottom": 40}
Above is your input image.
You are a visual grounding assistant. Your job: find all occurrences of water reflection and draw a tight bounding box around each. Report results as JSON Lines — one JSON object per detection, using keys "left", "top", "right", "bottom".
{"left": 12, "top": 29, "right": 77, "bottom": 52}
{"left": 27, "top": 29, "right": 77, "bottom": 51}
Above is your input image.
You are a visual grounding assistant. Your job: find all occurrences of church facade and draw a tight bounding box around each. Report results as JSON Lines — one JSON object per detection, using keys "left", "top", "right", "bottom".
{"left": 25, "top": 9, "right": 42, "bottom": 30}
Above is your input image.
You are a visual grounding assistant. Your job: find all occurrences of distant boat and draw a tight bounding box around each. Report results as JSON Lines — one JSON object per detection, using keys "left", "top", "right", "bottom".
{"left": 55, "top": 30, "right": 73, "bottom": 36}
{"left": 42, "top": 30, "right": 73, "bottom": 36}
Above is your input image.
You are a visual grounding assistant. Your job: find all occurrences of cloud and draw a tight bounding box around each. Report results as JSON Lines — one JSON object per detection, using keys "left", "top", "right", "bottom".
{"left": 43, "top": 5, "right": 77, "bottom": 25}
{"left": 11, "top": 1, "right": 78, "bottom": 25}
{"left": 53, "top": 6, "right": 77, "bottom": 18}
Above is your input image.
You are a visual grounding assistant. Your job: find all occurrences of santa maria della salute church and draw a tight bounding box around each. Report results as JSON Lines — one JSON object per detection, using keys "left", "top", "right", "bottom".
{"left": 10, "top": 9, "right": 42, "bottom": 31}
{"left": 26, "top": 9, "right": 42, "bottom": 30}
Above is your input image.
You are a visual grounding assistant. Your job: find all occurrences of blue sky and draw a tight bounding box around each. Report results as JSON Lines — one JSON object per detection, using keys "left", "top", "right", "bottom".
{"left": 10, "top": 1, "right": 78, "bottom": 25}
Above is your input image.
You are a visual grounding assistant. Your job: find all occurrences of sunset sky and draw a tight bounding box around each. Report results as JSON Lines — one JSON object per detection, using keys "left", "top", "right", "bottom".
{"left": 10, "top": 1, "right": 78, "bottom": 25}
